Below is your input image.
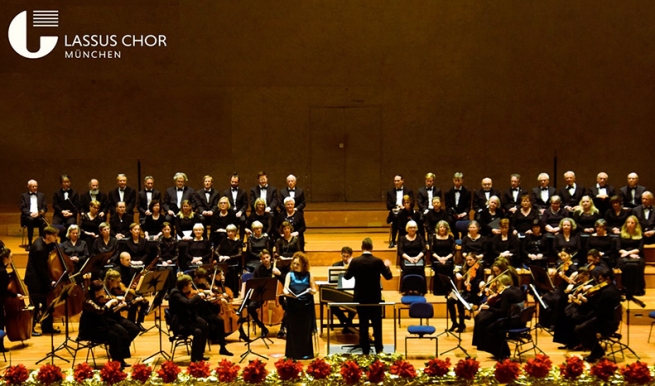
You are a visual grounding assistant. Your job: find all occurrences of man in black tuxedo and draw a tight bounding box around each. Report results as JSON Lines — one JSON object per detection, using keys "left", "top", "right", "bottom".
{"left": 501, "top": 174, "right": 527, "bottom": 215}
{"left": 620, "top": 172, "right": 647, "bottom": 209}
{"left": 249, "top": 171, "right": 278, "bottom": 214}
{"left": 136, "top": 175, "right": 161, "bottom": 223}
{"left": 444, "top": 172, "right": 471, "bottom": 239}
{"left": 559, "top": 171, "right": 586, "bottom": 212}
{"left": 79, "top": 179, "right": 109, "bottom": 218}
{"left": 108, "top": 174, "right": 137, "bottom": 216}
{"left": 530, "top": 172, "right": 556, "bottom": 214}
{"left": 222, "top": 173, "right": 248, "bottom": 239}
{"left": 588, "top": 172, "right": 615, "bottom": 216}
{"left": 417, "top": 172, "right": 442, "bottom": 215}
{"left": 193, "top": 175, "right": 220, "bottom": 233}
{"left": 278, "top": 174, "right": 306, "bottom": 212}
{"left": 163, "top": 172, "right": 196, "bottom": 222}
{"left": 473, "top": 177, "right": 500, "bottom": 212}
{"left": 20, "top": 179, "right": 47, "bottom": 249}
{"left": 344, "top": 238, "right": 393, "bottom": 355}
{"left": 52, "top": 174, "right": 80, "bottom": 235}
{"left": 386, "top": 174, "right": 414, "bottom": 248}
{"left": 24, "top": 226, "right": 59, "bottom": 336}
{"left": 632, "top": 191, "right": 655, "bottom": 244}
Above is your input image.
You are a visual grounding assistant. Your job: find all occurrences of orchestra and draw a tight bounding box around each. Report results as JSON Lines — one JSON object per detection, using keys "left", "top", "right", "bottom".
{"left": 1, "top": 170, "right": 652, "bottom": 365}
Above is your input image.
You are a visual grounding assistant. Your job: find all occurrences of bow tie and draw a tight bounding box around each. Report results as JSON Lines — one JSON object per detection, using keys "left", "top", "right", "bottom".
{"left": 119, "top": 188, "right": 125, "bottom": 192}
{"left": 541, "top": 188, "right": 548, "bottom": 191}
{"left": 232, "top": 188, "right": 238, "bottom": 192}
{"left": 454, "top": 189, "right": 461, "bottom": 192}
{"left": 645, "top": 207, "right": 652, "bottom": 211}
{"left": 396, "top": 188, "right": 403, "bottom": 191}
{"left": 426, "top": 187, "right": 433, "bottom": 191}
{"left": 177, "top": 188, "right": 184, "bottom": 192}
{"left": 630, "top": 187, "right": 636, "bottom": 190}
{"left": 288, "top": 188, "right": 295, "bottom": 192}
{"left": 29, "top": 192, "right": 37, "bottom": 196}
{"left": 206, "top": 189, "right": 212, "bottom": 193}
{"left": 512, "top": 188, "right": 519, "bottom": 191}
{"left": 260, "top": 187, "right": 267, "bottom": 190}
{"left": 483, "top": 190, "right": 490, "bottom": 193}
{"left": 62, "top": 189, "right": 70, "bottom": 193}
{"left": 145, "top": 190, "right": 152, "bottom": 193}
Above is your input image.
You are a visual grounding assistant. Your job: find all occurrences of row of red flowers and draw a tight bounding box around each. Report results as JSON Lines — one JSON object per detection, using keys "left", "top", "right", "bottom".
{"left": 2, "top": 354, "right": 653, "bottom": 385}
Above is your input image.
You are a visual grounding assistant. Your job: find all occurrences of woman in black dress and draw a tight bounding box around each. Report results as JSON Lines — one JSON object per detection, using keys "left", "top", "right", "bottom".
{"left": 430, "top": 220, "right": 455, "bottom": 295}
{"left": 542, "top": 195, "right": 568, "bottom": 236}
{"left": 210, "top": 196, "right": 237, "bottom": 248}
{"left": 586, "top": 219, "right": 618, "bottom": 267}
{"left": 157, "top": 222, "right": 179, "bottom": 290}
{"left": 245, "top": 221, "right": 272, "bottom": 272}
{"left": 396, "top": 195, "right": 423, "bottom": 244}
{"left": 216, "top": 224, "right": 243, "bottom": 295}
{"left": 277, "top": 197, "right": 307, "bottom": 251}
{"left": 275, "top": 221, "right": 301, "bottom": 263}
{"left": 398, "top": 220, "right": 427, "bottom": 294}
{"left": 447, "top": 253, "right": 484, "bottom": 333}
{"left": 523, "top": 219, "right": 549, "bottom": 268}
{"left": 553, "top": 218, "right": 581, "bottom": 264}
{"left": 573, "top": 195, "right": 601, "bottom": 252}
{"left": 79, "top": 200, "right": 103, "bottom": 245}
{"left": 247, "top": 198, "right": 273, "bottom": 237}
{"left": 512, "top": 194, "right": 539, "bottom": 236}
{"left": 476, "top": 196, "right": 505, "bottom": 236}
{"left": 490, "top": 219, "right": 520, "bottom": 268}
{"left": 461, "top": 221, "right": 487, "bottom": 264}
{"left": 185, "top": 223, "right": 212, "bottom": 270}
{"left": 175, "top": 200, "right": 197, "bottom": 241}
{"left": 283, "top": 252, "right": 316, "bottom": 359}
{"left": 605, "top": 195, "right": 631, "bottom": 235}
{"left": 93, "top": 222, "right": 119, "bottom": 265}
{"left": 121, "top": 223, "right": 150, "bottom": 265}
{"left": 618, "top": 215, "right": 645, "bottom": 296}
{"left": 110, "top": 202, "right": 131, "bottom": 240}
{"left": 60, "top": 225, "right": 89, "bottom": 272}
{"left": 424, "top": 197, "right": 448, "bottom": 240}
{"left": 142, "top": 200, "right": 165, "bottom": 240}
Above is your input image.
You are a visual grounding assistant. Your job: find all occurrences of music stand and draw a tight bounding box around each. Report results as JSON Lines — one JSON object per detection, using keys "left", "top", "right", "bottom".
{"left": 76, "top": 251, "right": 113, "bottom": 279}
{"left": 142, "top": 270, "right": 172, "bottom": 363}
{"left": 239, "top": 277, "right": 278, "bottom": 363}
{"left": 435, "top": 274, "right": 459, "bottom": 340}
{"left": 529, "top": 265, "right": 554, "bottom": 339}
{"left": 36, "top": 283, "right": 76, "bottom": 364}
{"left": 439, "top": 276, "right": 470, "bottom": 357}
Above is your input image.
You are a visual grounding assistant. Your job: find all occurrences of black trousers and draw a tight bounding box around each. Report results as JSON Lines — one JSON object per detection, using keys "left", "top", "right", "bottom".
{"left": 104, "top": 322, "right": 132, "bottom": 362}
{"left": 127, "top": 300, "right": 149, "bottom": 324}
{"left": 357, "top": 305, "right": 383, "bottom": 355}
{"left": 22, "top": 215, "right": 45, "bottom": 245}
{"left": 175, "top": 317, "right": 209, "bottom": 362}
{"left": 31, "top": 294, "right": 53, "bottom": 331}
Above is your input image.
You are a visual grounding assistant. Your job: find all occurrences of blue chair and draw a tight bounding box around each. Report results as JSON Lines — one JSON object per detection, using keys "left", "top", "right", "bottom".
{"left": 0, "top": 330, "right": 6, "bottom": 361}
{"left": 242, "top": 272, "right": 254, "bottom": 283}
{"left": 404, "top": 302, "right": 437, "bottom": 358}
{"left": 397, "top": 274, "right": 427, "bottom": 327}
{"left": 502, "top": 305, "right": 539, "bottom": 362}
{"left": 455, "top": 220, "right": 471, "bottom": 241}
{"left": 164, "top": 308, "right": 193, "bottom": 361}
{"left": 647, "top": 311, "right": 655, "bottom": 343}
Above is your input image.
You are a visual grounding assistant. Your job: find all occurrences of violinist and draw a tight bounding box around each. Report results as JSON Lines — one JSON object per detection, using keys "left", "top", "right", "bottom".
{"left": 447, "top": 253, "right": 484, "bottom": 333}
{"left": 550, "top": 249, "right": 582, "bottom": 349}
{"left": 215, "top": 224, "right": 243, "bottom": 295}
{"left": 472, "top": 274, "right": 523, "bottom": 359}
{"left": 169, "top": 274, "right": 210, "bottom": 362}
{"left": 184, "top": 223, "right": 212, "bottom": 270}
{"left": 24, "top": 226, "right": 59, "bottom": 336}
{"left": 79, "top": 280, "right": 134, "bottom": 370}
{"left": 0, "top": 248, "right": 26, "bottom": 352}
{"left": 575, "top": 266, "right": 622, "bottom": 362}
{"left": 60, "top": 225, "right": 89, "bottom": 272}
{"left": 192, "top": 268, "right": 233, "bottom": 356}
{"left": 586, "top": 249, "right": 609, "bottom": 272}
{"left": 104, "top": 269, "right": 149, "bottom": 332}
{"left": 238, "top": 250, "right": 285, "bottom": 340}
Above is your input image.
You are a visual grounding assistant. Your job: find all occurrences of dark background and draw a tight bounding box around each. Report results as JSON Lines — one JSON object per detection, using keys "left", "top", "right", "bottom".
{"left": 1, "top": 1, "right": 652, "bottom": 205}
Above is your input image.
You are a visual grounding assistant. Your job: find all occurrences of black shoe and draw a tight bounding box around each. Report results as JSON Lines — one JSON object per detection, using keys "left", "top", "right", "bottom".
{"left": 32, "top": 330, "right": 42, "bottom": 337}
{"left": 584, "top": 353, "right": 603, "bottom": 363}
{"left": 42, "top": 327, "right": 61, "bottom": 334}
{"left": 219, "top": 346, "right": 233, "bottom": 356}
{"left": 202, "top": 356, "right": 210, "bottom": 361}
{"left": 260, "top": 326, "right": 269, "bottom": 338}
{"left": 137, "top": 323, "right": 147, "bottom": 332}
{"left": 276, "top": 328, "right": 286, "bottom": 339}
{"left": 448, "top": 323, "right": 458, "bottom": 332}
{"left": 388, "top": 242, "right": 396, "bottom": 248}
{"left": 25, "top": 246, "right": 30, "bottom": 251}
{"left": 239, "top": 331, "right": 251, "bottom": 343}
{"left": 342, "top": 327, "right": 355, "bottom": 334}
{"left": 119, "top": 361, "right": 131, "bottom": 369}
{"left": 455, "top": 324, "right": 466, "bottom": 333}
{"left": 557, "top": 345, "right": 571, "bottom": 350}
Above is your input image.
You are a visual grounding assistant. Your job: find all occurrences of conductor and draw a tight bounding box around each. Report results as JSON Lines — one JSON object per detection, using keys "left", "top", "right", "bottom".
{"left": 344, "top": 238, "right": 393, "bottom": 355}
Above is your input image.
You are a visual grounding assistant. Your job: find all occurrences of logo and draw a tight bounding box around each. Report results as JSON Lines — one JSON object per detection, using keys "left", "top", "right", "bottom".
{"left": 8, "top": 10, "right": 58, "bottom": 59}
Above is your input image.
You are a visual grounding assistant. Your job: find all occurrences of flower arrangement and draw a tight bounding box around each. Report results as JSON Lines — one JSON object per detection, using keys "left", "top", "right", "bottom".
{"left": 494, "top": 359, "right": 521, "bottom": 383}
{"left": 590, "top": 359, "right": 619, "bottom": 382}
{"left": 242, "top": 359, "right": 268, "bottom": 384}
{"left": 35, "top": 364, "right": 64, "bottom": 386}
{"left": 424, "top": 357, "right": 451, "bottom": 377}
{"left": 559, "top": 356, "right": 585, "bottom": 380}
{"left": 130, "top": 363, "right": 153, "bottom": 384}
{"left": 340, "top": 360, "right": 363, "bottom": 385}
{"left": 274, "top": 358, "right": 303, "bottom": 381}
{"left": 367, "top": 360, "right": 386, "bottom": 384}
{"left": 454, "top": 358, "right": 480, "bottom": 380}
{"left": 99, "top": 361, "right": 128, "bottom": 385}
{"left": 620, "top": 361, "right": 653, "bottom": 385}
{"left": 523, "top": 354, "right": 552, "bottom": 379}
{"left": 215, "top": 359, "right": 240, "bottom": 383}
{"left": 186, "top": 360, "right": 211, "bottom": 379}
{"left": 157, "top": 360, "right": 181, "bottom": 383}
{"left": 3, "top": 364, "right": 29, "bottom": 386}
{"left": 390, "top": 359, "right": 416, "bottom": 379}
{"left": 307, "top": 358, "right": 332, "bottom": 380}
{"left": 73, "top": 362, "right": 95, "bottom": 384}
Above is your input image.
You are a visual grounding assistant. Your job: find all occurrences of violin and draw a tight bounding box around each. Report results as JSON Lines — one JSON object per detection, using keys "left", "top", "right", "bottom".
{"left": 102, "top": 283, "right": 128, "bottom": 312}
{"left": 213, "top": 268, "right": 240, "bottom": 335}
{"left": 461, "top": 256, "right": 482, "bottom": 292}
{"left": 478, "top": 268, "right": 509, "bottom": 297}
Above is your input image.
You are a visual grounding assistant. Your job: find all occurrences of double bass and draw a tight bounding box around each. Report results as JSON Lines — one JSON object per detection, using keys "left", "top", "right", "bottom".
{"left": 46, "top": 235, "right": 86, "bottom": 318}
{"left": 4, "top": 258, "right": 34, "bottom": 342}
{"left": 256, "top": 257, "right": 284, "bottom": 326}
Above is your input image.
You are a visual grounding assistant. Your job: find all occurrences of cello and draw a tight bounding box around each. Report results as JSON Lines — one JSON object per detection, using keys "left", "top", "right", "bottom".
{"left": 256, "top": 257, "right": 284, "bottom": 326}
{"left": 45, "top": 232, "right": 86, "bottom": 318}
{"left": 3, "top": 249, "right": 34, "bottom": 342}
{"left": 212, "top": 268, "right": 239, "bottom": 335}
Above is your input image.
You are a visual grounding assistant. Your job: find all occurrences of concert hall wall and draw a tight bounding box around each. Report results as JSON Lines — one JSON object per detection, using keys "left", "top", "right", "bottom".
{"left": 2, "top": 1, "right": 652, "bottom": 205}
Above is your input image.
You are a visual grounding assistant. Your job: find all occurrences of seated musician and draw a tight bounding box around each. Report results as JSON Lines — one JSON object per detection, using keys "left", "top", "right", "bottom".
{"left": 548, "top": 249, "right": 582, "bottom": 349}
{"left": 60, "top": 225, "right": 89, "bottom": 272}
{"left": 446, "top": 253, "right": 484, "bottom": 333}
{"left": 575, "top": 266, "right": 622, "bottom": 362}
{"left": 104, "top": 268, "right": 149, "bottom": 332}
{"left": 184, "top": 223, "right": 212, "bottom": 271}
{"left": 157, "top": 222, "right": 178, "bottom": 290}
{"left": 215, "top": 224, "right": 243, "bottom": 295}
{"left": 238, "top": 250, "right": 285, "bottom": 340}
{"left": 472, "top": 274, "right": 524, "bottom": 359}
{"left": 245, "top": 221, "right": 272, "bottom": 272}
{"left": 110, "top": 202, "right": 131, "bottom": 240}
{"left": 586, "top": 248, "right": 610, "bottom": 271}
{"left": 0, "top": 248, "right": 26, "bottom": 352}
{"left": 121, "top": 223, "right": 150, "bottom": 266}
{"left": 398, "top": 220, "right": 427, "bottom": 294}
{"left": 192, "top": 268, "right": 233, "bottom": 356}
{"left": 331, "top": 246, "right": 356, "bottom": 334}
{"left": 169, "top": 275, "right": 210, "bottom": 362}
{"left": 80, "top": 280, "right": 136, "bottom": 370}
